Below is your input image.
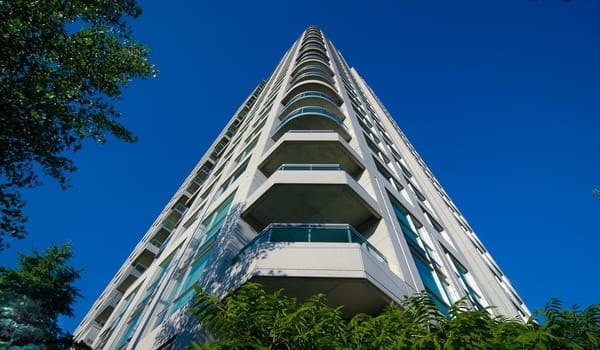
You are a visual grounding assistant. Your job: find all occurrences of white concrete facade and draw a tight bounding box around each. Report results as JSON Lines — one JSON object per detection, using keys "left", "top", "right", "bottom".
{"left": 74, "top": 26, "right": 531, "bottom": 350}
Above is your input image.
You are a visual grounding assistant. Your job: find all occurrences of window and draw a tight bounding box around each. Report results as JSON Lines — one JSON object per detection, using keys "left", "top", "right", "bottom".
{"left": 365, "top": 133, "right": 389, "bottom": 164}
{"left": 219, "top": 160, "right": 248, "bottom": 193}
{"left": 421, "top": 207, "right": 444, "bottom": 233}
{"left": 412, "top": 253, "right": 448, "bottom": 313}
{"left": 116, "top": 312, "right": 142, "bottom": 349}
{"left": 388, "top": 193, "right": 450, "bottom": 313}
{"left": 448, "top": 254, "right": 485, "bottom": 310}
{"left": 398, "top": 162, "right": 412, "bottom": 178}
{"left": 374, "top": 158, "right": 402, "bottom": 192}
{"left": 245, "top": 121, "right": 263, "bottom": 143}
{"left": 235, "top": 136, "right": 258, "bottom": 164}
{"left": 196, "top": 191, "right": 236, "bottom": 241}
{"left": 409, "top": 182, "right": 426, "bottom": 202}
{"left": 170, "top": 253, "right": 210, "bottom": 314}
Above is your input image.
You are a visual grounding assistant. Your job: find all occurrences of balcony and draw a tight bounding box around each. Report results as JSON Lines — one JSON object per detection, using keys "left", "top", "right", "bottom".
{"left": 149, "top": 217, "right": 178, "bottom": 249}
{"left": 115, "top": 264, "right": 142, "bottom": 293}
{"left": 292, "top": 60, "right": 333, "bottom": 77}
{"left": 132, "top": 248, "right": 156, "bottom": 273}
{"left": 299, "top": 44, "right": 327, "bottom": 57}
{"left": 236, "top": 223, "right": 386, "bottom": 264}
{"left": 230, "top": 224, "right": 410, "bottom": 316}
{"left": 283, "top": 81, "right": 343, "bottom": 106}
{"left": 289, "top": 71, "right": 335, "bottom": 87}
{"left": 241, "top": 167, "right": 380, "bottom": 234}
{"left": 281, "top": 91, "right": 343, "bottom": 121}
{"left": 94, "top": 291, "right": 122, "bottom": 326}
{"left": 297, "top": 51, "right": 329, "bottom": 63}
{"left": 258, "top": 131, "right": 364, "bottom": 178}
{"left": 272, "top": 107, "right": 351, "bottom": 142}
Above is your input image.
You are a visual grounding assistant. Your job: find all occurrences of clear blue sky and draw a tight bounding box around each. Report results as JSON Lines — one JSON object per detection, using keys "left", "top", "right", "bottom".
{"left": 1, "top": 0, "right": 599, "bottom": 333}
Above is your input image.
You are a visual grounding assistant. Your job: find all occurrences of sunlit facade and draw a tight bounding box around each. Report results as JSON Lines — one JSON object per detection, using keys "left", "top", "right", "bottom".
{"left": 74, "top": 26, "right": 530, "bottom": 349}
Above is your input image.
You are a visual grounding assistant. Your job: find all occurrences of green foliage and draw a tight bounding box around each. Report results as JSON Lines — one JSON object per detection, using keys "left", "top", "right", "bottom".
{"left": 0, "top": 243, "right": 90, "bottom": 349}
{"left": 189, "top": 283, "right": 346, "bottom": 349}
{"left": 0, "top": 0, "right": 156, "bottom": 249}
{"left": 189, "top": 282, "right": 600, "bottom": 350}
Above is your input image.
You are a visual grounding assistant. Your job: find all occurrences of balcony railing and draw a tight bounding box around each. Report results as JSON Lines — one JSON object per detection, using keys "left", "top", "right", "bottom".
{"left": 280, "top": 106, "right": 346, "bottom": 127}
{"left": 289, "top": 71, "right": 335, "bottom": 86}
{"left": 283, "top": 91, "right": 340, "bottom": 109}
{"left": 235, "top": 223, "right": 387, "bottom": 265}
{"left": 278, "top": 163, "right": 343, "bottom": 171}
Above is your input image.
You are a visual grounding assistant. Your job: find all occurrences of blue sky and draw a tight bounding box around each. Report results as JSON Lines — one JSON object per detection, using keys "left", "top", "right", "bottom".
{"left": 1, "top": 0, "right": 599, "bottom": 333}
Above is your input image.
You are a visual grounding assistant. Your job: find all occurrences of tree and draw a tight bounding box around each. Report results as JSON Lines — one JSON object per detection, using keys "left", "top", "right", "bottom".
{"left": 189, "top": 283, "right": 347, "bottom": 349}
{"left": 0, "top": 0, "right": 156, "bottom": 249}
{"left": 189, "top": 282, "right": 600, "bottom": 350}
{"left": 0, "top": 243, "right": 90, "bottom": 349}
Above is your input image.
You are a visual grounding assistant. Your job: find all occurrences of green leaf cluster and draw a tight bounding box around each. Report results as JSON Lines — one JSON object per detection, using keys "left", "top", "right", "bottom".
{"left": 0, "top": 0, "right": 156, "bottom": 249}
{"left": 189, "top": 282, "right": 600, "bottom": 350}
{"left": 0, "top": 243, "right": 90, "bottom": 349}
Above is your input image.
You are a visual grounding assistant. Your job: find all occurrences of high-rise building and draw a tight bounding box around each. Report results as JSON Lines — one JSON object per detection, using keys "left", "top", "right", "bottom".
{"left": 74, "top": 26, "right": 530, "bottom": 349}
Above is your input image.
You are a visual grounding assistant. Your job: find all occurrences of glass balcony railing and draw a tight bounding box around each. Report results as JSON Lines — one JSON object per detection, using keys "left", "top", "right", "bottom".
{"left": 294, "top": 64, "right": 331, "bottom": 77}
{"left": 289, "top": 71, "right": 335, "bottom": 86}
{"left": 283, "top": 91, "right": 340, "bottom": 109}
{"left": 235, "top": 223, "right": 388, "bottom": 265}
{"left": 279, "top": 106, "right": 346, "bottom": 127}
{"left": 278, "top": 163, "right": 343, "bottom": 171}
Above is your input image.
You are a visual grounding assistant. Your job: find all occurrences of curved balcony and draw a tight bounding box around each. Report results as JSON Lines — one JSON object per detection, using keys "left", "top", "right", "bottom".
{"left": 228, "top": 223, "right": 411, "bottom": 317}
{"left": 301, "top": 42, "right": 326, "bottom": 50}
{"left": 289, "top": 71, "right": 335, "bottom": 87}
{"left": 280, "top": 92, "right": 344, "bottom": 121}
{"left": 304, "top": 33, "right": 321, "bottom": 39}
{"left": 258, "top": 131, "right": 365, "bottom": 178}
{"left": 284, "top": 91, "right": 338, "bottom": 107}
{"left": 292, "top": 64, "right": 332, "bottom": 79}
{"left": 302, "top": 38, "right": 324, "bottom": 47}
{"left": 304, "top": 31, "right": 321, "bottom": 37}
{"left": 282, "top": 80, "right": 343, "bottom": 105}
{"left": 292, "top": 59, "right": 333, "bottom": 77}
{"left": 299, "top": 44, "right": 327, "bottom": 56}
{"left": 241, "top": 167, "right": 380, "bottom": 234}
{"left": 272, "top": 107, "right": 351, "bottom": 142}
{"left": 297, "top": 51, "right": 329, "bottom": 63}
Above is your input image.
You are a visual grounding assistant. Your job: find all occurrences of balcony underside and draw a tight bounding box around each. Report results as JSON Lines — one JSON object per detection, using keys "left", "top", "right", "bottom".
{"left": 258, "top": 133, "right": 364, "bottom": 178}
{"left": 232, "top": 242, "right": 411, "bottom": 317}
{"left": 241, "top": 171, "right": 380, "bottom": 234}
{"left": 133, "top": 248, "right": 156, "bottom": 267}
{"left": 116, "top": 273, "right": 138, "bottom": 293}
{"left": 253, "top": 276, "right": 390, "bottom": 317}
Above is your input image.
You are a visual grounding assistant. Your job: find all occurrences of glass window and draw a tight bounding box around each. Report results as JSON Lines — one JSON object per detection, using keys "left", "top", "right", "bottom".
{"left": 116, "top": 312, "right": 142, "bottom": 348}
{"left": 220, "top": 160, "right": 248, "bottom": 193}
{"left": 197, "top": 191, "right": 236, "bottom": 240}
{"left": 235, "top": 136, "right": 258, "bottom": 164}
{"left": 389, "top": 193, "right": 449, "bottom": 313}
{"left": 450, "top": 256, "right": 485, "bottom": 310}
{"left": 169, "top": 253, "right": 211, "bottom": 315}
{"left": 412, "top": 253, "right": 448, "bottom": 314}
{"left": 374, "top": 158, "right": 402, "bottom": 191}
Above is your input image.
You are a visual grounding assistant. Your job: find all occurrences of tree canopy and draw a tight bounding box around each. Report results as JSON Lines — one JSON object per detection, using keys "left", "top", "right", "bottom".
{"left": 0, "top": 243, "right": 90, "bottom": 349}
{"left": 189, "top": 282, "right": 600, "bottom": 350}
{"left": 0, "top": 0, "right": 156, "bottom": 249}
